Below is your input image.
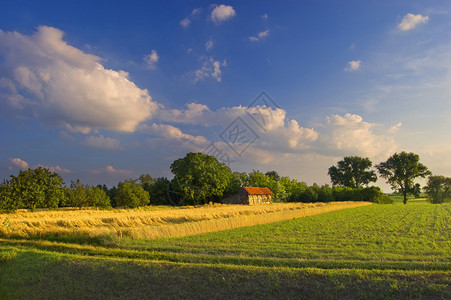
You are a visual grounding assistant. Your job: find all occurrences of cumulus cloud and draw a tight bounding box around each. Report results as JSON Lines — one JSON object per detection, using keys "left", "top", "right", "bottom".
{"left": 249, "top": 30, "right": 270, "bottom": 42}
{"left": 192, "top": 57, "right": 227, "bottom": 83}
{"left": 345, "top": 60, "right": 361, "bottom": 71}
{"left": 315, "top": 113, "right": 396, "bottom": 159}
{"left": 140, "top": 123, "right": 207, "bottom": 146}
{"left": 9, "top": 157, "right": 29, "bottom": 170}
{"left": 83, "top": 135, "right": 122, "bottom": 150}
{"left": 144, "top": 50, "right": 159, "bottom": 69}
{"left": 398, "top": 13, "right": 429, "bottom": 31}
{"left": 0, "top": 26, "right": 157, "bottom": 133}
{"left": 210, "top": 4, "right": 236, "bottom": 25}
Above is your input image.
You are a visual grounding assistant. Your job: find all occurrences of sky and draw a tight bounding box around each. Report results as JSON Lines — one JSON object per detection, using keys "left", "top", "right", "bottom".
{"left": 1, "top": 1, "right": 450, "bottom": 190}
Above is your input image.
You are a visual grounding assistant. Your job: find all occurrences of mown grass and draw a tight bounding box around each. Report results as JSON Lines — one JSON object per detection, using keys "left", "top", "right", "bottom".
{"left": 1, "top": 202, "right": 450, "bottom": 299}
{"left": 0, "top": 201, "right": 369, "bottom": 239}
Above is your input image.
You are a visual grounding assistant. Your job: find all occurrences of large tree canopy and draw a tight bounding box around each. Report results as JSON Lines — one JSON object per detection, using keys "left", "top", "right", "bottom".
{"left": 328, "top": 156, "right": 377, "bottom": 188}
{"left": 170, "top": 152, "right": 232, "bottom": 205}
{"left": 376, "top": 151, "right": 431, "bottom": 204}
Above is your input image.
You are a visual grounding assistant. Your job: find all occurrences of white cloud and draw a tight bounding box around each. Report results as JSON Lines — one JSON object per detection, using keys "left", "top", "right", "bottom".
{"left": 315, "top": 113, "right": 397, "bottom": 159}
{"left": 144, "top": 50, "right": 159, "bottom": 69}
{"left": 249, "top": 30, "right": 270, "bottom": 42}
{"left": 83, "top": 135, "right": 122, "bottom": 150}
{"left": 0, "top": 26, "right": 157, "bottom": 133}
{"left": 38, "top": 165, "right": 71, "bottom": 174}
{"left": 180, "top": 8, "right": 202, "bottom": 28}
{"left": 192, "top": 57, "right": 227, "bottom": 83}
{"left": 179, "top": 18, "right": 191, "bottom": 28}
{"left": 345, "top": 60, "right": 361, "bottom": 71}
{"left": 141, "top": 123, "right": 207, "bottom": 146}
{"left": 398, "top": 13, "right": 429, "bottom": 31}
{"left": 94, "top": 165, "right": 130, "bottom": 176}
{"left": 205, "top": 38, "right": 214, "bottom": 51}
{"left": 9, "top": 157, "right": 29, "bottom": 170}
{"left": 210, "top": 4, "right": 236, "bottom": 25}
{"left": 388, "top": 122, "right": 402, "bottom": 133}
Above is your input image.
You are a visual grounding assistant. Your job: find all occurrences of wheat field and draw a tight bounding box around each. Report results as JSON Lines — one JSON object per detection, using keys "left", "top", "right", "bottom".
{"left": 0, "top": 202, "right": 371, "bottom": 239}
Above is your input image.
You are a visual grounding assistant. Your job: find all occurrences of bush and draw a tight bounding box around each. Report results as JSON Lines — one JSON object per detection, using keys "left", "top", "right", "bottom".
{"left": 115, "top": 181, "right": 150, "bottom": 208}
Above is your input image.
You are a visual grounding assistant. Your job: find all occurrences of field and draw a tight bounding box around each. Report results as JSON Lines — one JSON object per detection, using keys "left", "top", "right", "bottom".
{"left": 0, "top": 202, "right": 369, "bottom": 240}
{"left": 1, "top": 201, "right": 450, "bottom": 299}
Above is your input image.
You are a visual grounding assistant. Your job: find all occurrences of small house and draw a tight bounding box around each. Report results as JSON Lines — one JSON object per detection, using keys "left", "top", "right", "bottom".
{"left": 222, "top": 187, "right": 273, "bottom": 205}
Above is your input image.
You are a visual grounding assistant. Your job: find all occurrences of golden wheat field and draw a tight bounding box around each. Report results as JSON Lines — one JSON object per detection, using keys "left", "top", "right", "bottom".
{"left": 0, "top": 202, "right": 371, "bottom": 239}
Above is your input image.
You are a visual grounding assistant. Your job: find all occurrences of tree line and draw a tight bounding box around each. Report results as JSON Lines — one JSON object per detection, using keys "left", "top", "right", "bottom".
{"left": 1, "top": 151, "right": 449, "bottom": 212}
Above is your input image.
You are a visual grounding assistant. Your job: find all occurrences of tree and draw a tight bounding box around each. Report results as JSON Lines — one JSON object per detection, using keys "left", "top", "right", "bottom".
{"left": 147, "top": 177, "right": 172, "bottom": 205}
{"left": 8, "top": 167, "right": 66, "bottom": 211}
{"left": 265, "top": 170, "right": 280, "bottom": 181}
{"left": 115, "top": 180, "right": 150, "bottom": 208}
{"left": 328, "top": 156, "right": 377, "bottom": 188}
{"left": 376, "top": 152, "right": 431, "bottom": 204}
{"left": 86, "top": 186, "right": 111, "bottom": 208}
{"left": 170, "top": 152, "right": 232, "bottom": 205}
{"left": 424, "top": 175, "right": 451, "bottom": 204}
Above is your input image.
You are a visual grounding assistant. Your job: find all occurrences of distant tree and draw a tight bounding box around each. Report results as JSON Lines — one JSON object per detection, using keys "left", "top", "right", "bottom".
{"left": 328, "top": 156, "right": 377, "bottom": 188}
{"left": 424, "top": 175, "right": 451, "bottom": 204}
{"left": 279, "top": 177, "right": 307, "bottom": 202}
{"left": 8, "top": 167, "right": 66, "bottom": 211}
{"left": 86, "top": 186, "right": 111, "bottom": 208}
{"left": 138, "top": 174, "right": 155, "bottom": 191}
{"left": 412, "top": 183, "right": 422, "bottom": 198}
{"left": 265, "top": 170, "right": 280, "bottom": 181}
{"left": 66, "top": 179, "right": 89, "bottom": 208}
{"left": 170, "top": 152, "right": 232, "bottom": 205}
{"left": 115, "top": 180, "right": 150, "bottom": 208}
{"left": 0, "top": 181, "right": 17, "bottom": 212}
{"left": 376, "top": 152, "right": 431, "bottom": 204}
{"left": 148, "top": 177, "right": 172, "bottom": 205}
{"left": 223, "top": 172, "right": 243, "bottom": 198}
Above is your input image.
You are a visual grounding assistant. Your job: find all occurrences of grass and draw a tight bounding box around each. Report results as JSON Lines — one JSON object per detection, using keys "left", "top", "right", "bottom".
{"left": 0, "top": 201, "right": 450, "bottom": 298}
{"left": 0, "top": 201, "right": 369, "bottom": 240}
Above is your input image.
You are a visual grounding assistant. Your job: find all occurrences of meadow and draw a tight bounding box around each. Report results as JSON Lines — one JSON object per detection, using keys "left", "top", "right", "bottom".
{"left": 0, "top": 201, "right": 450, "bottom": 299}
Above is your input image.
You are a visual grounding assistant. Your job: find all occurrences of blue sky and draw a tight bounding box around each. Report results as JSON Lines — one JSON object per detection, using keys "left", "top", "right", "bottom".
{"left": 1, "top": 1, "right": 450, "bottom": 189}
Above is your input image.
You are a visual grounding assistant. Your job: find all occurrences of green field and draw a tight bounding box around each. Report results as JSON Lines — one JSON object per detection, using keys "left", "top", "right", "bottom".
{"left": 1, "top": 202, "right": 450, "bottom": 299}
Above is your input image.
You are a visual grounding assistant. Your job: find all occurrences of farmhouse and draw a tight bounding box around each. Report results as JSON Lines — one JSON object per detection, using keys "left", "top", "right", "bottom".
{"left": 223, "top": 187, "right": 273, "bottom": 205}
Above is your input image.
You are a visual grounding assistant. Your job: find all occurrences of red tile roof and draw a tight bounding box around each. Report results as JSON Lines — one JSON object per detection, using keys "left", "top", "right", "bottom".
{"left": 242, "top": 187, "right": 273, "bottom": 195}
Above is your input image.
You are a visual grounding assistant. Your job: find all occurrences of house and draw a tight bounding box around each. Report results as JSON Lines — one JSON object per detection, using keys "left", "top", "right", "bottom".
{"left": 222, "top": 187, "right": 273, "bottom": 205}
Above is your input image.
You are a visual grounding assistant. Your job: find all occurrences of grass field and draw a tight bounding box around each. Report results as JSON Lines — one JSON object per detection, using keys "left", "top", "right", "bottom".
{"left": 1, "top": 201, "right": 450, "bottom": 299}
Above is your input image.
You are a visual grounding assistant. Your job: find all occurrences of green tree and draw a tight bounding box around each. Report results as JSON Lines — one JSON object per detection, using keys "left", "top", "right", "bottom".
{"left": 170, "top": 152, "right": 232, "bottom": 205}
{"left": 265, "top": 170, "right": 280, "bottom": 181}
{"left": 148, "top": 177, "right": 172, "bottom": 205}
{"left": 115, "top": 180, "right": 150, "bottom": 208}
{"left": 65, "top": 179, "right": 88, "bottom": 208}
{"left": 0, "top": 181, "right": 18, "bottom": 212}
{"left": 86, "top": 186, "right": 111, "bottom": 208}
{"left": 376, "top": 152, "right": 431, "bottom": 204}
{"left": 424, "top": 175, "right": 451, "bottom": 204}
{"left": 328, "top": 156, "right": 377, "bottom": 188}
{"left": 8, "top": 167, "right": 66, "bottom": 211}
